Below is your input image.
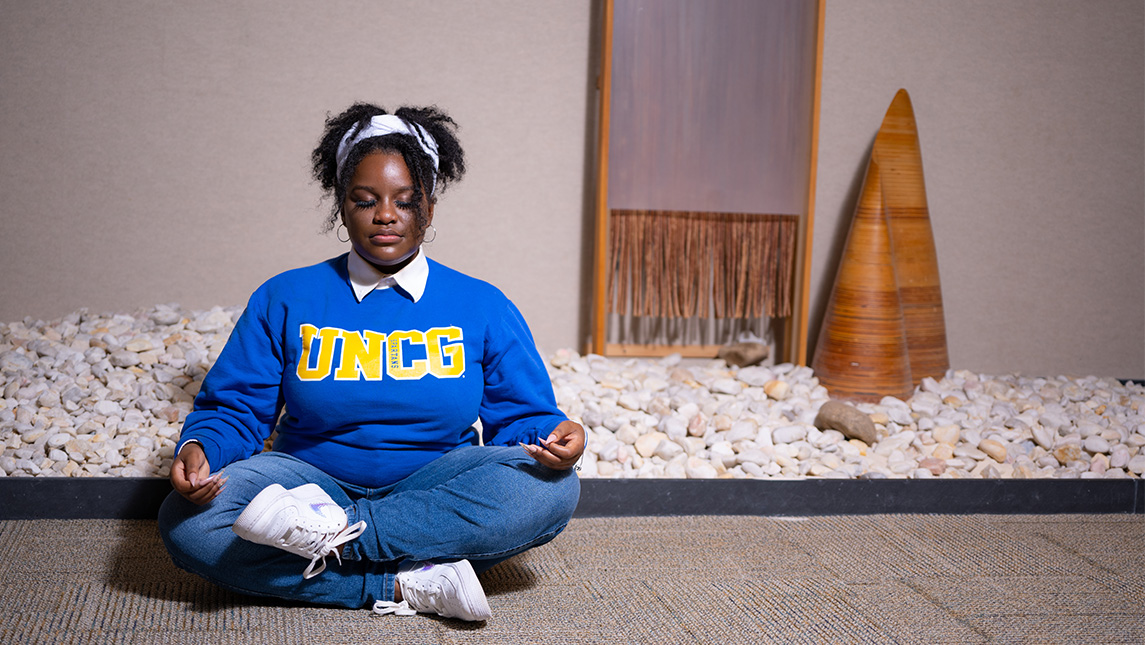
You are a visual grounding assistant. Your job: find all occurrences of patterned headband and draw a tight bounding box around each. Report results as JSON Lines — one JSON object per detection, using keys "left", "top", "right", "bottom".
{"left": 335, "top": 114, "right": 440, "bottom": 192}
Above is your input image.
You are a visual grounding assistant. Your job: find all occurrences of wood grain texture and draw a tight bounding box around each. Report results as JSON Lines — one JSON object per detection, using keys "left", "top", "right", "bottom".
{"left": 812, "top": 160, "right": 914, "bottom": 401}
{"left": 589, "top": 0, "right": 615, "bottom": 355}
{"left": 876, "top": 89, "right": 950, "bottom": 383}
{"left": 812, "top": 89, "right": 949, "bottom": 401}
{"left": 791, "top": 0, "right": 828, "bottom": 365}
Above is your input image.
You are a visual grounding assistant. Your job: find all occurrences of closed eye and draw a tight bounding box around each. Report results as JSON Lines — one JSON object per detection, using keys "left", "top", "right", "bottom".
{"left": 354, "top": 199, "right": 378, "bottom": 210}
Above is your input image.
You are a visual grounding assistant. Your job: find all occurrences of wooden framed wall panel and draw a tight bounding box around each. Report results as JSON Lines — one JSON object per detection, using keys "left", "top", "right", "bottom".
{"left": 590, "top": 0, "right": 824, "bottom": 363}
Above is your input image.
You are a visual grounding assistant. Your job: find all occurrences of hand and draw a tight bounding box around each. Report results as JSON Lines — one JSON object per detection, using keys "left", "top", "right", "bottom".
{"left": 522, "top": 420, "right": 586, "bottom": 470}
{"left": 170, "top": 442, "right": 226, "bottom": 505}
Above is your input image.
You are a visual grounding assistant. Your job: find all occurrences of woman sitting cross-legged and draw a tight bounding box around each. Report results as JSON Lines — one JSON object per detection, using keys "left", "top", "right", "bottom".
{"left": 158, "top": 102, "right": 585, "bottom": 622}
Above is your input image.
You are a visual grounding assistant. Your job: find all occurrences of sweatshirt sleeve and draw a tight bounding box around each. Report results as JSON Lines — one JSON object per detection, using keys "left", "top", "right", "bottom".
{"left": 175, "top": 285, "right": 285, "bottom": 471}
{"left": 478, "top": 298, "right": 567, "bottom": 447}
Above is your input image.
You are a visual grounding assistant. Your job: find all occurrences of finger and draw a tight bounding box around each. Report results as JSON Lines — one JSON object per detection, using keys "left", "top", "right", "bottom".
{"left": 522, "top": 443, "right": 553, "bottom": 464}
{"left": 171, "top": 462, "right": 198, "bottom": 496}
{"left": 543, "top": 440, "right": 576, "bottom": 461}
{"left": 202, "top": 484, "right": 224, "bottom": 503}
{"left": 545, "top": 420, "right": 580, "bottom": 444}
{"left": 176, "top": 444, "right": 211, "bottom": 489}
{"left": 535, "top": 443, "right": 580, "bottom": 469}
{"left": 186, "top": 486, "right": 212, "bottom": 505}
{"left": 548, "top": 428, "right": 585, "bottom": 458}
{"left": 522, "top": 442, "right": 562, "bottom": 468}
{"left": 191, "top": 459, "right": 212, "bottom": 481}
{"left": 197, "top": 473, "right": 220, "bottom": 487}
{"left": 531, "top": 449, "right": 566, "bottom": 469}
{"left": 189, "top": 477, "right": 227, "bottom": 505}
{"left": 196, "top": 474, "right": 227, "bottom": 491}
{"left": 545, "top": 453, "right": 577, "bottom": 470}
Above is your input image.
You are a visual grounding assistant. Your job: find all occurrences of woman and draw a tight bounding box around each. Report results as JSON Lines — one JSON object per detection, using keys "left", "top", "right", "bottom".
{"left": 158, "top": 103, "right": 585, "bottom": 622}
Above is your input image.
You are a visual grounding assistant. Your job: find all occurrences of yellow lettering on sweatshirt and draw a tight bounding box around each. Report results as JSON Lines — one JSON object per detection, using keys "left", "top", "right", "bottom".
{"left": 334, "top": 329, "right": 387, "bottom": 380}
{"left": 386, "top": 329, "right": 427, "bottom": 380}
{"left": 298, "top": 324, "right": 466, "bottom": 381}
{"left": 426, "top": 326, "right": 464, "bottom": 377}
{"left": 296, "top": 324, "right": 341, "bottom": 381}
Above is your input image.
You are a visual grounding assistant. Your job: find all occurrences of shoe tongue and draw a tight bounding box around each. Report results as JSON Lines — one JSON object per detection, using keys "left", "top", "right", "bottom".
{"left": 409, "top": 580, "right": 443, "bottom": 609}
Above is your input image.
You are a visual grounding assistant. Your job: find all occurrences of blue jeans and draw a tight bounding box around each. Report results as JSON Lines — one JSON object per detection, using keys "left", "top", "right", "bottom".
{"left": 158, "top": 446, "right": 580, "bottom": 609}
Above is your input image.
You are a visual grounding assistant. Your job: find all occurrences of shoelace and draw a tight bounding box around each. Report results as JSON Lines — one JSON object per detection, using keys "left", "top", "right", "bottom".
{"left": 398, "top": 577, "right": 446, "bottom": 615}
{"left": 372, "top": 600, "right": 416, "bottom": 617}
{"left": 278, "top": 520, "right": 367, "bottom": 579}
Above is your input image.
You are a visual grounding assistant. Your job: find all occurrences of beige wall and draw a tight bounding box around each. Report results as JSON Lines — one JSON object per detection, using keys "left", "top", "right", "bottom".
{"left": 813, "top": 0, "right": 1144, "bottom": 378}
{"left": 2, "top": 1, "right": 1142, "bottom": 378}
{"left": 0, "top": 0, "right": 598, "bottom": 357}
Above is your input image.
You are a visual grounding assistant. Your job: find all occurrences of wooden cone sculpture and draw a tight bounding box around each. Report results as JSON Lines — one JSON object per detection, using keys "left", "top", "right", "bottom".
{"left": 812, "top": 89, "right": 949, "bottom": 401}
{"left": 812, "top": 159, "right": 914, "bottom": 401}
{"left": 876, "top": 89, "right": 950, "bottom": 383}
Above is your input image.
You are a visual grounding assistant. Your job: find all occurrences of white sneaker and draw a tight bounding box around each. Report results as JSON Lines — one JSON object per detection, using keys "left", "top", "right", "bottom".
{"left": 233, "top": 483, "right": 366, "bottom": 579}
{"left": 374, "top": 560, "right": 492, "bottom": 622}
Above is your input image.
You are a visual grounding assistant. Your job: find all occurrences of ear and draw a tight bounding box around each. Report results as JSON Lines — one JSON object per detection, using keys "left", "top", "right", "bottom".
{"left": 425, "top": 198, "right": 436, "bottom": 227}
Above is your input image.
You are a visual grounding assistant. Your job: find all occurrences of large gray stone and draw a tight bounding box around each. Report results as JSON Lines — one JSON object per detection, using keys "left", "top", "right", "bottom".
{"left": 814, "top": 400, "right": 877, "bottom": 445}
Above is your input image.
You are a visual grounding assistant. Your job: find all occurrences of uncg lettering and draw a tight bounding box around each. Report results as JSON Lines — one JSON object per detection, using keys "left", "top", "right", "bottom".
{"left": 296, "top": 324, "right": 464, "bottom": 381}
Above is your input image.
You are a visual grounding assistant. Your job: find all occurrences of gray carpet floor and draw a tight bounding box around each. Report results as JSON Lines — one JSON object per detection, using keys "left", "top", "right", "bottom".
{"left": 1, "top": 514, "right": 1142, "bottom": 644}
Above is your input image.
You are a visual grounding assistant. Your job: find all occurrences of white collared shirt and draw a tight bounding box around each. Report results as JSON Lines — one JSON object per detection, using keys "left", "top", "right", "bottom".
{"left": 347, "top": 246, "right": 429, "bottom": 303}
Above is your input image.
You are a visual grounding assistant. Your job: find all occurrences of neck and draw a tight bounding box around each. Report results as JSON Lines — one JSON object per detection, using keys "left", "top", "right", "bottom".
{"left": 361, "top": 247, "right": 418, "bottom": 276}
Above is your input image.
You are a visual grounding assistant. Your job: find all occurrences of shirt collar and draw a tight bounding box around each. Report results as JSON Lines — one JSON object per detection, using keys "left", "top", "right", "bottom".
{"left": 347, "top": 247, "right": 429, "bottom": 303}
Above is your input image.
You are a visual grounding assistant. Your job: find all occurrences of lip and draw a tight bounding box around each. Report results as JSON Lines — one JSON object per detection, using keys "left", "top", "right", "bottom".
{"left": 369, "top": 230, "right": 403, "bottom": 244}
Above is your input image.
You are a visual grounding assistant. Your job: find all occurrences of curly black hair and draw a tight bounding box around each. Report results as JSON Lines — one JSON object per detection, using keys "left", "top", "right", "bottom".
{"left": 311, "top": 103, "right": 466, "bottom": 232}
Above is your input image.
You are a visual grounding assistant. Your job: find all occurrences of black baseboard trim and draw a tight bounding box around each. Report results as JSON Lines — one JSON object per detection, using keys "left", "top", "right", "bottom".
{"left": 1, "top": 477, "right": 1142, "bottom": 520}
{"left": 1, "top": 477, "right": 173, "bottom": 520}
{"left": 574, "top": 479, "right": 1145, "bottom": 517}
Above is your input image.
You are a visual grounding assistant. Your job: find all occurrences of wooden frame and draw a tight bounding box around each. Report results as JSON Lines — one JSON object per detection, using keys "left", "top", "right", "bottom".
{"left": 589, "top": 0, "right": 826, "bottom": 364}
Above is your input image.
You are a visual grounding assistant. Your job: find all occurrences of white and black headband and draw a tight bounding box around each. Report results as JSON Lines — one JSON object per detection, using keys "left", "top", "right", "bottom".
{"left": 335, "top": 114, "right": 440, "bottom": 193}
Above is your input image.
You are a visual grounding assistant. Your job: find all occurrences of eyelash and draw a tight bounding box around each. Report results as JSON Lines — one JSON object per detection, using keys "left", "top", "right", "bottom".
{"left": 353, "top": 199, "right": 415, "bottom": 211}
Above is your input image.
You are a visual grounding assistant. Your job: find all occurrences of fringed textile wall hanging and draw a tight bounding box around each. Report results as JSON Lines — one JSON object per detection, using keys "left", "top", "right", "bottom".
{"left": 606, "top": 210, "right": 798, "bottom": 321}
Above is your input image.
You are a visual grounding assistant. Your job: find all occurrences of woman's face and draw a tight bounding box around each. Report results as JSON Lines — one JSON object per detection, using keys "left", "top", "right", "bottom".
{"left": 341, "top": 151, "right": 434, "bottom": 272}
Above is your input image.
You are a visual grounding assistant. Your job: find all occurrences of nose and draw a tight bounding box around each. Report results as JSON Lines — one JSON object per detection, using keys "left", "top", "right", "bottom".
{"left": 373, "top": 201, "right": 398, "bottom": 224}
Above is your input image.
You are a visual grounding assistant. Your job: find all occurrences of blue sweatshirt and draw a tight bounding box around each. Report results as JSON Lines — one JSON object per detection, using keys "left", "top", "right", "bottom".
{"left": 176, "top": 253, "right": 567, "bottom": 487}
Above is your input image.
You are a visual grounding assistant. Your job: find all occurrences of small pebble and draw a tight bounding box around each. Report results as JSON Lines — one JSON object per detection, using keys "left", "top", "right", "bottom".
{"left": 978, "top": 439, "right": 1008, "bottom": 463}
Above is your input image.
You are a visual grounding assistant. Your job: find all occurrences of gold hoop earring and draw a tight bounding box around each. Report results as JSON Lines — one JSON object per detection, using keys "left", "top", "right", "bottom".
{"left": 337, "top": 223, "right": 350, "bottom": 243}
{"left": 423, "top": 225, "right": 437, "bottom": 244}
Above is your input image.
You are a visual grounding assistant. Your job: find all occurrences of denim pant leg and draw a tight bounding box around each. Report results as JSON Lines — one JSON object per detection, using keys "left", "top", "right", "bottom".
{"left": 157, "top": 452, "right": 387, "bottom": 609}
{"left": 343, "top": 445, "right": 581, "bottom": 576}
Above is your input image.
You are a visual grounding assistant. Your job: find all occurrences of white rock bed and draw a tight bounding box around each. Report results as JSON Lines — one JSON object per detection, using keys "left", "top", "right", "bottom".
{"left": 550, "top": 352, "right": 1145, "bottom": 480}
{"left": 1, "top": 305, "right": 1144, "bottom": 481}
